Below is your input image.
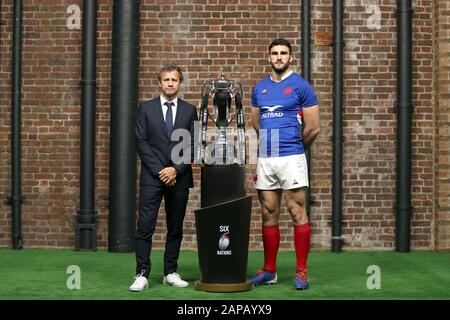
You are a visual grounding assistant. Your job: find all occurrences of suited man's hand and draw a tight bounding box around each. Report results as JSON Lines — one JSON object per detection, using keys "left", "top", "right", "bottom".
{"left": 159, "top": 167, "right": 177, "bottom": 186}
{"left": 166, "top": 179, "right": 176, "bottom": 187}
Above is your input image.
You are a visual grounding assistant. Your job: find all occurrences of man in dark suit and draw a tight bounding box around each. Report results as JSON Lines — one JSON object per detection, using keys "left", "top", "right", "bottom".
{"left": 129, "top": 64, "right": 198, "bottom": 291}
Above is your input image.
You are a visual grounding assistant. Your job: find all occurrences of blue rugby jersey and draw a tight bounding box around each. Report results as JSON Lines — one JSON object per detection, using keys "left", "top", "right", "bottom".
{"left": 251, "top": 71, "right": 318, "bottom": 158}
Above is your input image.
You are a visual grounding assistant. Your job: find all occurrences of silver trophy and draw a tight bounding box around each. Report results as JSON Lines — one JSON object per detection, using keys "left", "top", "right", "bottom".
{"left": 196, "top": 73, "right": 246, "bottom": 165}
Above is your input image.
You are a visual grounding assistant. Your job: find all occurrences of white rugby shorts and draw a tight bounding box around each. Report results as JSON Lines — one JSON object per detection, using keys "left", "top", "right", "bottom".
{"left": 254, "top": 153, "right": 309, "bottom": 190}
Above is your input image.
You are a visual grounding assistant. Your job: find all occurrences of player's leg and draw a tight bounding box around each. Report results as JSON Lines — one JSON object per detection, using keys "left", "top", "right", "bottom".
{"left": 285, "top": 187, "right": 310, "bottom": 289}
{"left": 284, "top": 187, "right": 308, "bottom": 225}
{"left": 260, "top": 188, "right": 282, "bottom": 273}
{"left": 278, "top": 153, "right": 310, "bottom": 289}
{"left": 250, "top": 189, "right": 282, "bottom": 286}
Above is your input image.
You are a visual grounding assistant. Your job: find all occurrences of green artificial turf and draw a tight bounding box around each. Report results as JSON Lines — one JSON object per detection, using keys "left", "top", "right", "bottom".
{"left": 0, "top": 248, "right": 449, "bottom": 300}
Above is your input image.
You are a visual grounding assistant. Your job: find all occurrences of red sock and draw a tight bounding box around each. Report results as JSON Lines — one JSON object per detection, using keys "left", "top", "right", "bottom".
{"left": 262, "top": 225, "right": 280, "bottom": 273}
{"left": 294, "top": 223, "right": 310, "bottom": 271}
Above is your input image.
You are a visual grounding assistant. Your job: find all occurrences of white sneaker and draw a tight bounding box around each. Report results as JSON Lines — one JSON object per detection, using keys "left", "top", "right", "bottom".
{"left": 163, "top": 272, "right": 189, "bottom": 288}
{"left": 129, "top": 275, "right": 148, "bottom": 292}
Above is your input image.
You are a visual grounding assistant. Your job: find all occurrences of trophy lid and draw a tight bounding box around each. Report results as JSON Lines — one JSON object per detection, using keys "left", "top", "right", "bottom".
{"left": 215, "top": 73, "right": 230, "bottom": 89}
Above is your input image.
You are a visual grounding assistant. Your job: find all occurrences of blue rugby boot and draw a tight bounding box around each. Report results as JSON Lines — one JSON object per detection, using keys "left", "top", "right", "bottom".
{"left": 250, "top": 269, "right": 278, "bottom": 286}
{"left": 294, "top": 269, "right": 309, "bottom": 290}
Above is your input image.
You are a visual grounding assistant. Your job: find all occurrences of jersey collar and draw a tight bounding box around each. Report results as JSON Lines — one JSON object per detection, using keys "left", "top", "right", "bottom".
{"left": 270, "top": 70, "right": 293, "bottom": 83}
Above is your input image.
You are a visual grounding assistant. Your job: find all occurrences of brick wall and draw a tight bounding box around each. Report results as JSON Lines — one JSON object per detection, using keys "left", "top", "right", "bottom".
{"left": 435, "top": 0, "right": 450, "bottom": 251}
{"left": 0, "top": 2, "right": 10, "bottom": 244}
{"left": 0, "top": 0, "right": 445, "bottom": 251}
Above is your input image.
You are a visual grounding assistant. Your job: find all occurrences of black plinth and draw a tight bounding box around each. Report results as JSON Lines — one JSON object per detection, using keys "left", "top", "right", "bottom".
{"left": 195, "top": 165, "right": 252, "bottom": 292}
{"left": 200, "top": 165, "right": 246, "bottom": 207}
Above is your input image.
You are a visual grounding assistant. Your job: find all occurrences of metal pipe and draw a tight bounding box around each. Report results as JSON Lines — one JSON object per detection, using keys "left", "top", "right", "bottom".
{"left": 301, "top": 0, "right": 312, "bottom": 218}
{"left": 75, "top": 0, "right": 98, "bottom": 251}
{"left": 9, "top": 0, "right": 23, "bottom": 250}
{"left": 331, "top": 0, "right": 344, "bottom": 252}
{"left": 301, "top": 0, "right": 311, "bottom": 83}
{"left": 108, "top": 0, "right": 140, "bottom": 252}
{"left": 0, "top": 0, "right": 4, "bottom": 26}
{"left": 395, "top": 0, "right": 413, "bottom": 252}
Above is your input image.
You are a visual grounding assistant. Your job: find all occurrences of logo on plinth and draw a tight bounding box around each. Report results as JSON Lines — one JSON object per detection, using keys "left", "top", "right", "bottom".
{"left": 217, "top": 226, "right": 232, "bottom": 255}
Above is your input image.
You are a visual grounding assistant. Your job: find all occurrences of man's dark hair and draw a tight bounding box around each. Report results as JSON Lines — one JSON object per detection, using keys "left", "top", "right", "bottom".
{"left": 268, "top": 38, "right": 292, "bottom": 54}
{"left": 158, "top": 64, "right": 184, "bottom": 82}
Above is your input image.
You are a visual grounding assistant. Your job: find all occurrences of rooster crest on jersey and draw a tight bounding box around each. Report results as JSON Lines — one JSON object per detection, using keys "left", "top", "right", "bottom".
{"left": 283, "top": 87, "right": 293, "bottom": 95}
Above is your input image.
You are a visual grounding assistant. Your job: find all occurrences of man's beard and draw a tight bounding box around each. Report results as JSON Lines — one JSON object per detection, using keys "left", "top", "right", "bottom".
{"left": 271, "top": 61, "right": 290, "bottom": 75}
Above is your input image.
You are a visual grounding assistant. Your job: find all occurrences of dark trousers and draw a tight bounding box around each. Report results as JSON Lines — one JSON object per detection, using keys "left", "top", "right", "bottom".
{"left": 135, "top": 184, "right": 189, "bottom": 278}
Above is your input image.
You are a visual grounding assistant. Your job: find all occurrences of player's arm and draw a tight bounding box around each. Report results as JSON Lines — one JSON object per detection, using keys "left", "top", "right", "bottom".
{"left": 251, "top": 106, "right": 260, "bottom": 136}
{"left": 302, "top": 104, "right": 320, "bottom": 148}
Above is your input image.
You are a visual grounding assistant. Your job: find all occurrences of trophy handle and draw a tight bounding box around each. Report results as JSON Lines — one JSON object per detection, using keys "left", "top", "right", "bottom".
{"left": 235, "top": 92, "right": 246, "bottom": 165}
{"left": 198, "top": 92, "right": 209, "bottom": 164}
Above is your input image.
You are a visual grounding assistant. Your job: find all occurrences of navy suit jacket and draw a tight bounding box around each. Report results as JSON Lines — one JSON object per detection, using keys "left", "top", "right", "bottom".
{"left": 136, "top": 96, "right": 198, "bottom": 188}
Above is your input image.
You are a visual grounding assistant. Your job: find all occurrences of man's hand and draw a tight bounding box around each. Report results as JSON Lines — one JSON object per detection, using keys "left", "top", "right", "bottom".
{"left": 159, "top": 167, "right": 178, "bottom": 186}
{"left": 166, "top": 179, "right": 176, "bottom": 187}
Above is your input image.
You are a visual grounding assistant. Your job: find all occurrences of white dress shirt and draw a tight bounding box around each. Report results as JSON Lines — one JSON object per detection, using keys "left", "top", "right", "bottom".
{"left": 160, "top": 95, "right": 178, "bottom": 125}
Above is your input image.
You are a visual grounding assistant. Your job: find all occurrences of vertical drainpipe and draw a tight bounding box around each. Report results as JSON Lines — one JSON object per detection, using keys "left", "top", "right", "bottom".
{"left": 108, "top": 0, "right": 140, "bottom": 252}
{"left": 0, "top": 1, "right": 3, "bottom": 32}
{"left": 331, "top": 0, "right": 344, "bottom": 252}
{"left": 302, "top": 0, "right": 313, "bottom": 218}
{"left": 395, "top": 0, "right": 413, "bottom": 252}
{"left": 75, "top": 0, "right": 98, "bottom": 250}
{"left": 9, "top": 0, "right": 23, "bottom": 250}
